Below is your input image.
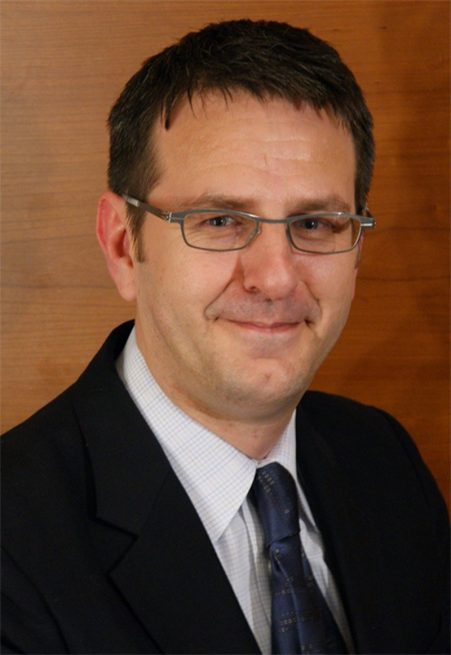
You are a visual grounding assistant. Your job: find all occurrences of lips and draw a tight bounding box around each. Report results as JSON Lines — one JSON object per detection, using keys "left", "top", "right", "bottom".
{"left": 211, "top": 308, "right": 317, "bottom": 328}
{"left": 205, "top": 288, "right": 321, "bottom": 327}
{"left": 227, "top": 319, "right": 301, "bottom": 329}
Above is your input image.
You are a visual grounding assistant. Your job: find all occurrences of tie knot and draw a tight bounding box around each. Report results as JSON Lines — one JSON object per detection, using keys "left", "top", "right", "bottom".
{"left": 251, "top": 462, "right": 300, "bottom": 548}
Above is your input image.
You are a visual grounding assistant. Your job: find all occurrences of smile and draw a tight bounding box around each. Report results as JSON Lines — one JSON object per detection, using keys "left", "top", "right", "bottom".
{"left": 224, "top": 319, "right": 303, "bottom": 334}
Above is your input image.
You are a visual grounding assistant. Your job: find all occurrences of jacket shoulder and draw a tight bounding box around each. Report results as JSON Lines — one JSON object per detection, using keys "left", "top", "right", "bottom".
{"left": 1, "top": 322, "right": 134, "bottom": 524}
{"left": 1, "top": 322, "right": 134, "bottom": 459}
{"left": 300, "top": 389, "right": 416, "bottom": 453}
{"left": 301, "top": 389, "right": 392, "bottom": 425}
{"left": 299, "top": 389, "right": 448, "bottom": 519}
{"left": 1, "top": 383, "right": 83, "bottom": 486}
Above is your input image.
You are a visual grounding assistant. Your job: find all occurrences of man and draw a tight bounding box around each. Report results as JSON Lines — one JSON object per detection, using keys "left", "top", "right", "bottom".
{"left": 1, "top": 19, "right": 448, "bottom": 655}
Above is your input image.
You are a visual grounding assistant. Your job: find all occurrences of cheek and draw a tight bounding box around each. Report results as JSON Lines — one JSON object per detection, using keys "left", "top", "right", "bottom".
{"left": 171, "top": 243, "right": 239, "bottom": 290}
{"left": 140, "top": 236, "right": 239, "bottom": 319}
{"left": 187, "top": 258, "right": 239, "bottom": 304}
{"left": 306, "top": 256, "right": 358, "bottom": 310}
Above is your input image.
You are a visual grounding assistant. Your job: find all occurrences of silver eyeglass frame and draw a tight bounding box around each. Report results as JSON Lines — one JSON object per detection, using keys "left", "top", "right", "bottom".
{"left": 122, "top": 193, "right": 376, "bottom": 254}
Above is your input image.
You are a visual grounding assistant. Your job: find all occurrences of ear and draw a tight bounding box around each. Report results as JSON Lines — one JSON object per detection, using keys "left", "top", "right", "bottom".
{"left": 96, "top": 191, "right": 137, "bottom": 302}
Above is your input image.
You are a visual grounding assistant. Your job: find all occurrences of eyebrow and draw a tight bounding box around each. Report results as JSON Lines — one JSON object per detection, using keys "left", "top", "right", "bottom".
{"left": 170, "top": 192, "right": 352, "bottom": 214}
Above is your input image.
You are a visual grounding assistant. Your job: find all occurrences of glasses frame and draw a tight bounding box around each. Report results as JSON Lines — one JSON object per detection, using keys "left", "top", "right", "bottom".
{"left": 122, "top": 193, "right": 375, "bottom": 254}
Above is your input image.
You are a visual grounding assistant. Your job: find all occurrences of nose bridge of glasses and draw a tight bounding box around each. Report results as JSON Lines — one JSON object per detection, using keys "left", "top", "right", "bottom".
{"left": 238, "top": 216, "right": 301, "bottom": 296}
{"left": 247, "top": 215, "right": 296, "bottom": 252}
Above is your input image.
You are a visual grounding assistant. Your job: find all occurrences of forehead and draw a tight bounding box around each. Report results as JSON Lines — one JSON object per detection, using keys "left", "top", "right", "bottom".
{"left": 151, "top": 91, "right": 356, "bottom": 210}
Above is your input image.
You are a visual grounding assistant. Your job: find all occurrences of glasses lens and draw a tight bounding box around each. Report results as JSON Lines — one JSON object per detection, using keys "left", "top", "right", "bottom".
{"left": 289, "top": 215, "right": 360, "bottom": 253}
{"left": 183, "top": 212, "right": 256, "bottom": 250}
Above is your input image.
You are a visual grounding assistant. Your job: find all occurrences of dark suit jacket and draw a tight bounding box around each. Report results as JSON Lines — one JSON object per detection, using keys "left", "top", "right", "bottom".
{"left": 2, "top": 322, "right": 449, "bottom": 654}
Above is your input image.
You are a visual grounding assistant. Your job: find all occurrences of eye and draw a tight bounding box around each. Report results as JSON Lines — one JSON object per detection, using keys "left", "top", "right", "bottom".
{"left": 187, "top": 212, "right": 252, "bottom": 232}
{"left": 302, "top": 218, "right": 321, "bottom": 231}
{"left": 292, "top": 217, "right": 334, "bottom": 232}
{"left": 204, "top": 215, "right": 236, "bottom": 228}
{"left": 183, "top": 212, "right": 254, "bottom": 250}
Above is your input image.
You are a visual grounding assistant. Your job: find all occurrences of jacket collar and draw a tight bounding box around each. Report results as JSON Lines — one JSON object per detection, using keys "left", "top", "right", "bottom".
{"left": 72, "top": 322, "right": 260, "bottom": 653}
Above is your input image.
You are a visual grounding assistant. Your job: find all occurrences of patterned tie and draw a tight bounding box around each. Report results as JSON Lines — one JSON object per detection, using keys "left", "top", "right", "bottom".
{"left": 251, "top": 462, "right": 348, "bottom": 655}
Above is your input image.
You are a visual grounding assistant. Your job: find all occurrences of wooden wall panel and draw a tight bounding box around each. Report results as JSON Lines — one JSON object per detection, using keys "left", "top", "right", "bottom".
{"left": 2, "top": 1, "right": 449, "bottom": 504}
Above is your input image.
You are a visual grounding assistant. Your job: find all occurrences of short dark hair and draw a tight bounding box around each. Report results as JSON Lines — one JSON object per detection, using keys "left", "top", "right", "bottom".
{"left": 108, "top": 19, "right": 374, "bottom": 241}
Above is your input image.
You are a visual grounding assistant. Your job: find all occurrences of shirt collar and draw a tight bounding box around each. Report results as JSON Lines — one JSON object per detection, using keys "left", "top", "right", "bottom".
{"left": 116, "top": 327, "right": 299, "bottom": 543}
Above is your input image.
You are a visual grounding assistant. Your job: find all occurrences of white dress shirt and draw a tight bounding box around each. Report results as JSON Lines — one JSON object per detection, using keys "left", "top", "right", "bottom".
{"left": 116, "top": 328, "right": 353, "bottom": 654}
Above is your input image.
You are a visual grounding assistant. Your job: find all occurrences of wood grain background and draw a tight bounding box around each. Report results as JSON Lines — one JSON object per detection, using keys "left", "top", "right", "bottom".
{"left": 2, "top": 1, "right": 449, "bottom": 504}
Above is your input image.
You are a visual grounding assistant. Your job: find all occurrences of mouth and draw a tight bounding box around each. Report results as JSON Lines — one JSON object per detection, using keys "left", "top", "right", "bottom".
{"left": 223, "top": 319, "right": 305, "bottom": 334}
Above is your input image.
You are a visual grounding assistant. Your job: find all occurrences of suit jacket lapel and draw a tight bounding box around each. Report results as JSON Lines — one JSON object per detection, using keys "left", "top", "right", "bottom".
{"left": 72, "top": 324, "right": 260, "bottom": 654}
{"left": 295, "top": 407, "right": 400, "bottom": 654}
{"left": 110, "top": 470, "right": 260, "bottom": 654}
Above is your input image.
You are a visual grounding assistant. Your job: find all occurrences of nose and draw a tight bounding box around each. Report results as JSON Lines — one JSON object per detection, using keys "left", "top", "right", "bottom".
{"left": 238, "top": 223, "right": 300, "bottom": 300}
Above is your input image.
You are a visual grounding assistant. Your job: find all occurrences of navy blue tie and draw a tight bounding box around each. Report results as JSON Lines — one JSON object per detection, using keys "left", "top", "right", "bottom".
{"left": 251, "top": 463, "right": 348, "bottom": 654}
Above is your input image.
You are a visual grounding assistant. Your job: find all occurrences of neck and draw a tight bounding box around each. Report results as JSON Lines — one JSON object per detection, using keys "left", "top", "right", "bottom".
{"left": 157, "top": 381, "right": 295, "bottom": 460}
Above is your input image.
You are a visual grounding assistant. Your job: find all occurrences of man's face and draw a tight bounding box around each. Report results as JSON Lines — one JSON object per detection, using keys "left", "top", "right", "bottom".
{"left": 129, "top": 93, "right": 358, "bottom": 423}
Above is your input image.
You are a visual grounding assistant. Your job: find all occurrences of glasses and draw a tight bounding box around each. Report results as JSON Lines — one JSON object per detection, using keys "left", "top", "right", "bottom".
{"left": 122, "top": 194, "right": 375, "bottom": 254}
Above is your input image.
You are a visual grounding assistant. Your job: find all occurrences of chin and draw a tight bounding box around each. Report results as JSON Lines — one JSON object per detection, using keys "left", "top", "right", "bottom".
{"left": 219, "top": 363, "right": 313, "bottom": 412}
